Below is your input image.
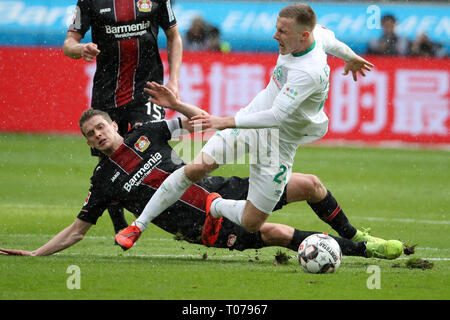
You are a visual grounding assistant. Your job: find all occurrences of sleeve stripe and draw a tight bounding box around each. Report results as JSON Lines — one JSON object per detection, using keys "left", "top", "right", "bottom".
{"left": 166, "top": 0, "right": 175, "bottom": 22}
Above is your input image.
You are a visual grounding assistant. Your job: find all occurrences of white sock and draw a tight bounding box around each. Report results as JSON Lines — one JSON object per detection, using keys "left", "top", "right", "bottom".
{"left": 135, "top": 166, "right": 193, "bottom": 232}
{"left": 210, "top": 198, "right": 246, "bottom": 226}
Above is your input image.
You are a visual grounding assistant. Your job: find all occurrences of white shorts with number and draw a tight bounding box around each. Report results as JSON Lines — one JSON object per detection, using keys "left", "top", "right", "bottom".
{"left": 201, "top": 128, "right": 292, "bottom": 214}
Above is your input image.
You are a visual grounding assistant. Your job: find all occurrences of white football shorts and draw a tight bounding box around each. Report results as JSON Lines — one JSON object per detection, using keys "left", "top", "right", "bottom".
{"left": 201, "top": 128, "right": 292, "bottom": 214}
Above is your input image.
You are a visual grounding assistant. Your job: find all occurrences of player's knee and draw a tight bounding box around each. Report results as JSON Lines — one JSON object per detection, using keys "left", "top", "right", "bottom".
{"left": 305, "top": 174, "right": 326, "bottom": 202}
{"left": 186, "top": 153, "right": 218, "bottom": 182}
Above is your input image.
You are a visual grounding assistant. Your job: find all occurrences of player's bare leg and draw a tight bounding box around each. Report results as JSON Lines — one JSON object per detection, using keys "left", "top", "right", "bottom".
{"left": 259, "top": 223, "right": 294, "bottom": 247}
{"left": 184, "top": 152, "right": 219, "bottom": 182}
{"left": 241, "top": 201, "right": 270, "bottom": 233}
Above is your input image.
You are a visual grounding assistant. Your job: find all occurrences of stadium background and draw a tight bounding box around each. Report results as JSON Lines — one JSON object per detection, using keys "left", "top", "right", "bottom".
{"left": 0, "top": 0, "right": 448, "bottom": 148}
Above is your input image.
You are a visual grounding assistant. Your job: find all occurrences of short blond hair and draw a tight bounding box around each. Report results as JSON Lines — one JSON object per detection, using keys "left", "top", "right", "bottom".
{"left": 279, "top": 3, "right": 317, "bottom": 31}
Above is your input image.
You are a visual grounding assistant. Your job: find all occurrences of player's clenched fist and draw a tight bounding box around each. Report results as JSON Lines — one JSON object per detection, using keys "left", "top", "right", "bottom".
{"left": 80, "top": 42, "right": 100, "bottom": 62}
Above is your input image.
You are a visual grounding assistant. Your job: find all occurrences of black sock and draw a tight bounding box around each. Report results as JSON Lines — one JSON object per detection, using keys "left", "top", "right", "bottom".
{"left": 287, "top": 229, "right": 315, "bottom": 251}
{"left": 329, "top": 235, "right": 367, "bottom": 257}
{"left": 108, "top": 203, "right": 128, "bottom": 233}
{"left": 307, "top": 190, "right": 357, "bottom": 239}
{"left": 287, "top": 229, "right": 366, "bottom": 257}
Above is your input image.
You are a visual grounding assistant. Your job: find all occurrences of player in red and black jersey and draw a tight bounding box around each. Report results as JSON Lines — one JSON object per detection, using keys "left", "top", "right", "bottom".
{"left": 0, "top": 99, "right": 403, "bottom": 260}
{"left": 63, "top": 0, "right": 183, "bottom": 233}
{"left": 64, "top": 0, "right": 181, "bottom": 113}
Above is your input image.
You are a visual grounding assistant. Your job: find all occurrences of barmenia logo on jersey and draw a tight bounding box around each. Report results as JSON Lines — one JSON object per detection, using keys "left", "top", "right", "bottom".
{"left": 134, "top": 136, "right": 151, "bottom": 152}
{"left": 137, "top": 0, "right": 152, "bottom": 12}
{"left": 124, "top": 152, "right": 162, "bottom": 192}
{"left": 105, "top": 21, "right": 150, "bottom": 38}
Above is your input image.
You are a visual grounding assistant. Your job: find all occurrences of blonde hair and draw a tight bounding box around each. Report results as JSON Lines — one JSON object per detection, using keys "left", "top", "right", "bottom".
{"left": 279, "top": 3, "right": 317, "bottom": 31}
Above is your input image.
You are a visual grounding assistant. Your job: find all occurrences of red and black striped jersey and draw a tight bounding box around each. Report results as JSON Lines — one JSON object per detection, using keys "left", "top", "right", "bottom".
{"left": 78, "top": 120, "right": 251, "bottom": 229}
{"left": 68, "top": 0, "right": 177, "bottom": 109}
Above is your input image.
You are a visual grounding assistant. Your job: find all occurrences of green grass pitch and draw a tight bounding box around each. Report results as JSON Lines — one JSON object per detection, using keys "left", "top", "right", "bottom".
{"left": 0, "top": 133, "right": 449, "bottom": 300}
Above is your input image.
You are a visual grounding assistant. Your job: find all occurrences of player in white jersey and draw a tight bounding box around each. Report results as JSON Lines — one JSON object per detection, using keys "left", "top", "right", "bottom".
{"left": 116, "top": 3, "right": 379, "bottom": 250}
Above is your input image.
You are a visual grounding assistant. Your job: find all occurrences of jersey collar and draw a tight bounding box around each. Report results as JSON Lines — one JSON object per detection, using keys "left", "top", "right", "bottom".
{"left": 292, "top": 40, "right": 316, "bottom": 57}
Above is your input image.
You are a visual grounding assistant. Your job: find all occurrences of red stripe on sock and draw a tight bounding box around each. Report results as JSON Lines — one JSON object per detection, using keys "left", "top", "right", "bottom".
{"left": 324, "top": 205, "right": 340, "bottom": 221}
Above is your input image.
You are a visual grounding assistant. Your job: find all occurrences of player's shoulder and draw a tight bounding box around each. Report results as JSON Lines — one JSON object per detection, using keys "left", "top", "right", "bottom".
{"left": 78, "top": 0, "right": 93, "bottom": 6}
{"left": 89, "top": 159, "right": 108, "bottom": 185}
{"left": 125, "top": 120, "right": 172, "bottom": 144}
{"left": 313, "top": 24, "right": 335, "bottom": 39}
{"left": 138, "top": 119, "right": 170, "bottom": 133}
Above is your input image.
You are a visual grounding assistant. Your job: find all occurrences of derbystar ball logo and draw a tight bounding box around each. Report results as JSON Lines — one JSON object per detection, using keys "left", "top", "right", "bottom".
{"left": 318, "top": 241, "right": 339, "bottom": 262}
{"left": 137, "top": 0, "right": 152, "bottom": 12}
{"left": 134, "top": 136, "right": 150, "bottom": 152}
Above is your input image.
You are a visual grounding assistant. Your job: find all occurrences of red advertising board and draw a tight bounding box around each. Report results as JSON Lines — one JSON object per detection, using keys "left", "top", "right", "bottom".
{"left": 0, "top": 47, "right": 448, "bottom": 146}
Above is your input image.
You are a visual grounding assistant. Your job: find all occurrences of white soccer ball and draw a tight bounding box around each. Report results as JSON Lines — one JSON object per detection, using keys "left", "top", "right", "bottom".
{"left": 298, "top": 233, "right": 342, "bottom": 274}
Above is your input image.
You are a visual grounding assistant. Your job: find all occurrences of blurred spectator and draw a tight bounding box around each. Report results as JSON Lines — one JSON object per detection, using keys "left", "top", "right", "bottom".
{"left": 410, "top": 32, "right": 447, "bottom": 57}
{"left": 183, "top": 16, "right": 230, "bottom": 52}
{"left": 367, "top": 14, "right": 410, "bottom": 56}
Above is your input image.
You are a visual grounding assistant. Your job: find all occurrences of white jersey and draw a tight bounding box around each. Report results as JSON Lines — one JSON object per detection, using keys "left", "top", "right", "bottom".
{"left": 235, "top": 25, "right": 354, "bottom": 165}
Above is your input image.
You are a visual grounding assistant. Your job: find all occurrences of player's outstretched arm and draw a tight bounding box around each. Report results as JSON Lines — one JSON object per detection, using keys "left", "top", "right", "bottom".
{"left": 144, "top": 81, "right": 208, "bottom": 119}
{"left": 318, "top": 26, "right": 374, "bottom": 81}
{"left": 189, "top": 114, "right": 236, "bottom": 131}
{"left": 0, "top": 218, "right": 92, "bottom": 256}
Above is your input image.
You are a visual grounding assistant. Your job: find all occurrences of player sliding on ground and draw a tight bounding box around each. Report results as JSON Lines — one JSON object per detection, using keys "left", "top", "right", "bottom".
{"left": 115, "top": 4, "right": 401, "bottom": 255}
{"left": 1, "top": 107, "right": 403, "bottom": 260}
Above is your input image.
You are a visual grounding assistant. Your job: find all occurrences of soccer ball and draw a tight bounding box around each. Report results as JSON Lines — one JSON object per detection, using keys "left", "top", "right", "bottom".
{"left": 298, "top": 233, "right": 342, "bottom": 274}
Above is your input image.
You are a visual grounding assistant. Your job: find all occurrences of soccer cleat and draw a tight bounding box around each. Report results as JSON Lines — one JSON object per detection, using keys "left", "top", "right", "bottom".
{"left": 202, "top": 193, "right": 223, "bottom": 247}
{"left": 352, "top": 227, "right": 385, "bottom": 244}
{"left": 115, "top": 224, "right": 141, "bottom": 251}
{"left": 365, "top": 239, "right": 403, "bottom": 259}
